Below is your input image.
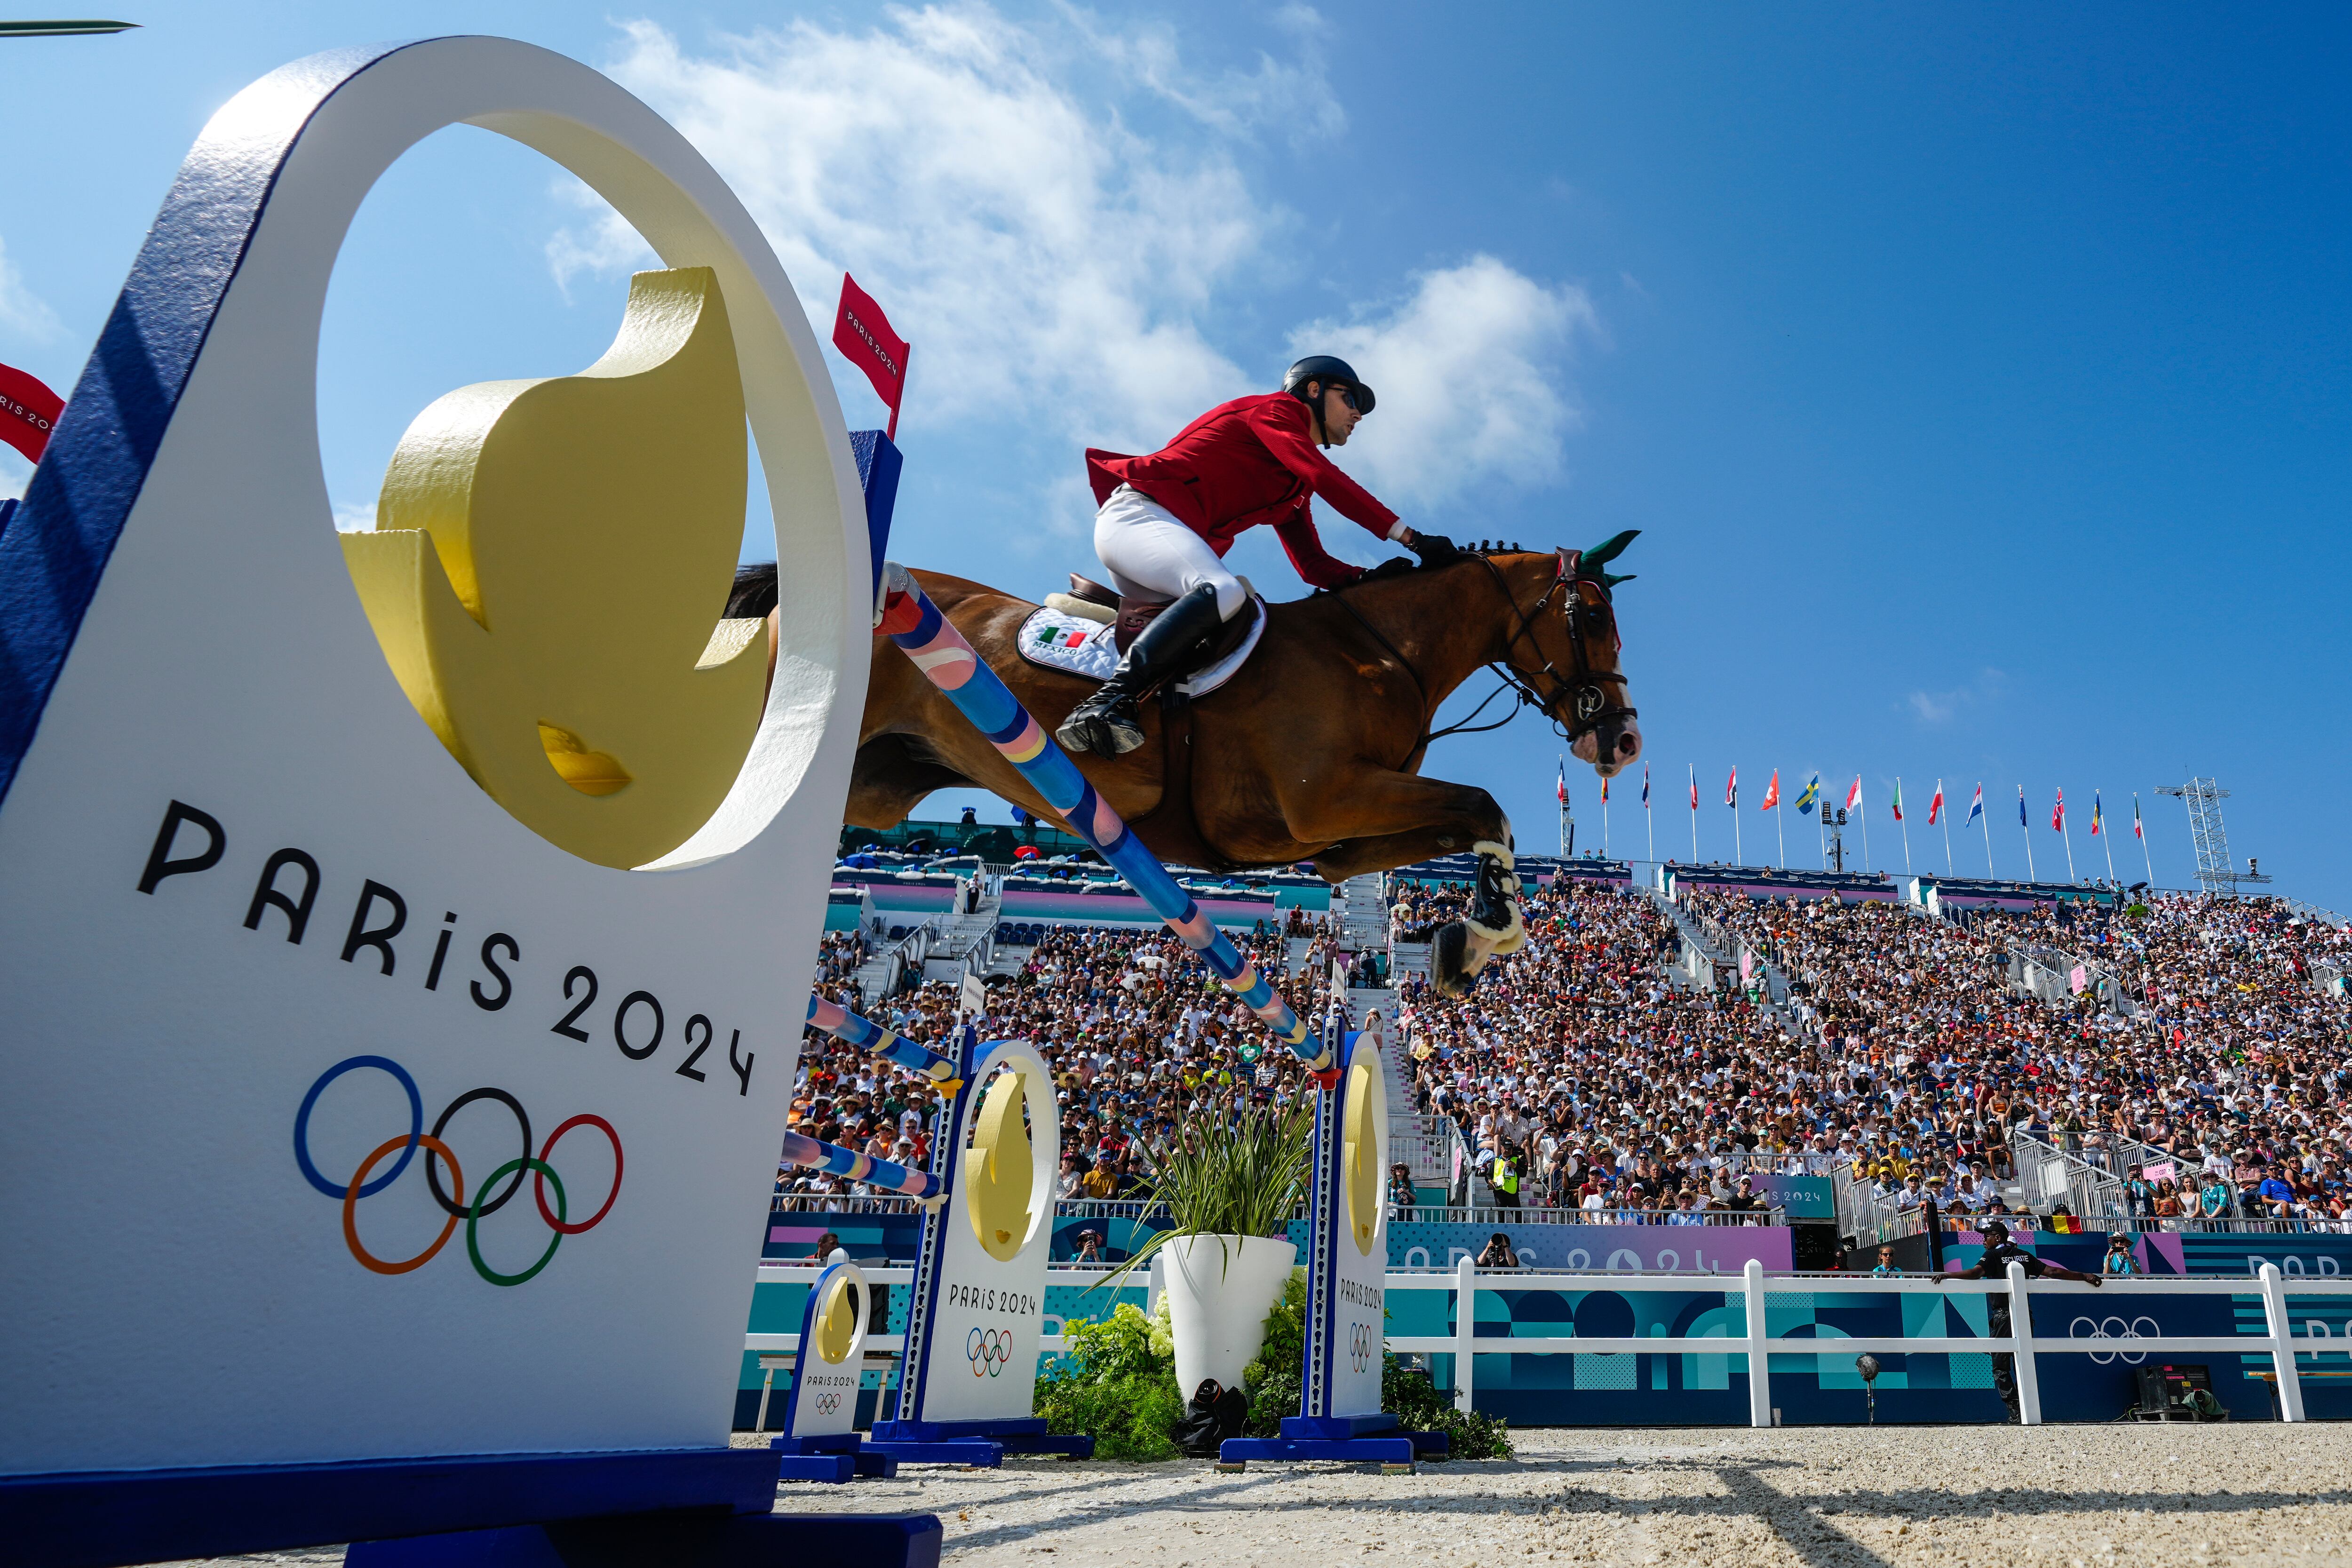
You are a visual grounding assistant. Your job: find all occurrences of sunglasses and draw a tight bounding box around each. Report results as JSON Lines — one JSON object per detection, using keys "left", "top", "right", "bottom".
{"left": 1332, "top": 385, "right": 1364, "bottom": 413}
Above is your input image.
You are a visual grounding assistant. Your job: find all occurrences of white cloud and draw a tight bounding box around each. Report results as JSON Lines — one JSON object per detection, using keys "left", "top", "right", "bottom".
{"left": 0, "top": 451, "right": 28, "bottom": 502}
{"left": 1903, "top": 668, "right": 2008, "bottom": 727}
{"left": 332, "top": 501, "right": 377, "bottom": 533}
{"left": 1058, "top": 2, "right": 1344, "bottom": 145}
{"left": 588, "top": 7, "right": 1308, "bottom": 454}
{"left": 558, "top": 9, "right": 1595, "bottom": 529}
{"left": 1294, "top": 255, "right": 1599, "bottom": 509}
{"left": 0, "top": 234, "right": 59, "bottom": 342}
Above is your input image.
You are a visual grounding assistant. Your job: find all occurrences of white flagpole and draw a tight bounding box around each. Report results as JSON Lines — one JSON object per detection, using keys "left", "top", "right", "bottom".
{"left": 1897, "top": 778, "right": 1913, "bottom": 873}
{"left": 1645, "top": 775, "right": 1654, "bottom": 864}
{"left": 1557, "top": 754, "right": 1566, "bottom": 857}
{"left": 2059, "top": 794, "right": 2078, "bottom": 883}
{"left": 1687, "top": 764, "right": 1698, "bottom": 862}
{"left": 1732, "top": 774, "right": 1743, "bottom": 867}
{"left": 1603, "top": 788, "right": 1611, "bottom": 858}
{"left": 1859, "top": 791, "right": 1872, "bottom": 871}
{"left": 2099, "top": 794, "right": 2117, "bottom": 884}
{"left": 1938, "top": 779, "right": 1954, "bottom": 874}
{"left": 1980, "top": 795, "right": 1994, "bottom": 879}
{"left": 1774, "top": 791, "right": 1785, "bottom": 869}
{"left": 2136, "top": 794, "right": 2155, "bottom": 887}
{"left": 2021, "top": 792, "right": 2036, "bottom": 883}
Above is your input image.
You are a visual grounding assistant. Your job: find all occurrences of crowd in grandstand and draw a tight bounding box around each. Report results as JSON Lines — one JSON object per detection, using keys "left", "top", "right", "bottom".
{"left": 786, "top": 914, "right": 1349, "bottom": 1201}
{"left": 784, "top": 851, "right": 2352, "bottom": 1232}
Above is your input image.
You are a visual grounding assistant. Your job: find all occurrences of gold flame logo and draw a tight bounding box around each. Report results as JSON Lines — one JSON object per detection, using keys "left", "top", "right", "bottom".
{"left": 814, "top": 1272, "right": 860, "bottom": 1366}
{"left": 966, "top": 1067, "right": 1040, "bottom": 1263}
{"left": 340, "top": 267, "right": 766, "bottom": 868}
{"left": 1343, "top": 1050, "right": 1385, "bottom": 1256}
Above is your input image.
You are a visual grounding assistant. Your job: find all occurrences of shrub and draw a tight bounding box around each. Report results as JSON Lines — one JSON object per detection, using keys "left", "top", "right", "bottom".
{"left": 1239, "top": 1268, "right": 1513, "bottom": 1459}
{"left": 1033, "top": 1300, "right": 1184, "bottom": 1460}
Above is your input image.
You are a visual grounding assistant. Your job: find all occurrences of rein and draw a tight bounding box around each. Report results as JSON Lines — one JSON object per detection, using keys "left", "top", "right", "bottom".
{"left": 1329, "top": 552, "right": 1637, "bottom": 757}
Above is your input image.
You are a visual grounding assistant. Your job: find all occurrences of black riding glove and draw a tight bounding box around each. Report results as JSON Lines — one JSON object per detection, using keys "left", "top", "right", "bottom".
{"left": 1406, "top": 530, "right": 1463, "bottom": 566}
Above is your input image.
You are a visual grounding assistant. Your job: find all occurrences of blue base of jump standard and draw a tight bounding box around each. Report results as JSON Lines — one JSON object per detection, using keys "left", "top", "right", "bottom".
{"left": 864, "top": 1417, "right": 1095, "bottom": 1467}
{"left": 345, "top": 1512, "right": 943, "bottom": 1568}
{"left": 2, "top": 1448, "right": 942, "bottom": 1568}
{"left": 767, "top": 1433, "right": 900, "bottom": 1482}
{"left": 1219, "top": 1414, "right": 1448, "bottom": 1469}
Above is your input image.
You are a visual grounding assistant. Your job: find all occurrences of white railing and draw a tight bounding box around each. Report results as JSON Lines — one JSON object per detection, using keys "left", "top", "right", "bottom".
{"left": 1382, "top": 1256, "right": 2344, "bottom": 1425}
{"left": 747, "top": 1258, "right": 2346, "bottom": 1426}
{"left": 1396, "top": 1204, "right": 1783, "bottom": 1227}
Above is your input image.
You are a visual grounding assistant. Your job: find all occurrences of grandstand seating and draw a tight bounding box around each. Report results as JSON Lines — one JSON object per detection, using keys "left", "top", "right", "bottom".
{"left": 790, "top": 848, "right": 2352, "bottom": 1240}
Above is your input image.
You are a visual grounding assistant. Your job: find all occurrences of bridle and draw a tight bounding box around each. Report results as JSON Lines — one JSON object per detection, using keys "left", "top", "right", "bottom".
{"left": 1331, "top": 549, "right": 1637, "bottom": 755}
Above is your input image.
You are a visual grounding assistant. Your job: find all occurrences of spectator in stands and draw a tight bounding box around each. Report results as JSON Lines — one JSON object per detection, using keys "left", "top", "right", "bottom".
{"left": 1389, "top": 1162, "right": 1417, "bottom": 1221}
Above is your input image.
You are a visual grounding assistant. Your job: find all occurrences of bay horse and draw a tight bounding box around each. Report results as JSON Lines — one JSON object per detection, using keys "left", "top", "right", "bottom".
{"left": 844, "top": 537, "right": 1643, "bottom": 996}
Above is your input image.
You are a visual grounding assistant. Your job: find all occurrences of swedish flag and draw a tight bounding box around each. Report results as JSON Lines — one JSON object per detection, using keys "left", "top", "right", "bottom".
{"left": 1794, "top": 772, "right": 1822, "bottom": 815}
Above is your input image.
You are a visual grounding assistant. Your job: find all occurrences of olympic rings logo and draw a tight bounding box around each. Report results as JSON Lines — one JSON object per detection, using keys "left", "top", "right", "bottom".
{"left": 294, "top": 1056, "right": 622, "bottom": 1287}
{"left": 1349, "top": 1322, "right": 1374, "bottom": 1374}
{"left": 2069, "top": 1314, "right": 2163, "bottom": 1366}
{"left": 968, "top": 1326, "right": 1012, "bottom": 1377}
{"left": 813, "top": 1390, "right": 843, "bottom": 1416}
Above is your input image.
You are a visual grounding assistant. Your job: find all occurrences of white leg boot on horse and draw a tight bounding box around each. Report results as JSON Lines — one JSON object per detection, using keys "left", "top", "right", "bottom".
{"left": 1428, "top": 838, "right": 1525, "bottom": 998}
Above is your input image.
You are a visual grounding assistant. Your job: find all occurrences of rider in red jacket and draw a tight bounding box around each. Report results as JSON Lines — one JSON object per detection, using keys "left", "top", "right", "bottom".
{"left": 1056, "top": 355, "right": 1461, "bottom": 756}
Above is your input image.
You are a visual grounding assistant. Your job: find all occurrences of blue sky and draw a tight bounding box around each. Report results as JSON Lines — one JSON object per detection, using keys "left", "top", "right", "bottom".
{"left": 3, "top": 4, "right": 2345, "bottom": 902}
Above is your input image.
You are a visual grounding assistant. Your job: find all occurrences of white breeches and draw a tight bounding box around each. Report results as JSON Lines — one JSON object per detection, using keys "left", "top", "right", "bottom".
{"left": 1093, "top": 485, "right": 1246, "bottom": 621}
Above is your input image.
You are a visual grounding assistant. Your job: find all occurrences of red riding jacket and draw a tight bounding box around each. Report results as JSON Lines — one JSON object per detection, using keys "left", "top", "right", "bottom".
{"left": 1085, "top": 393, "right": 1401, "bottom": 589}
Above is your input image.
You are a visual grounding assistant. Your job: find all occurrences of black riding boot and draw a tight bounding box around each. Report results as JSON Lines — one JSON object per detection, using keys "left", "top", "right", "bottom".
{"left": 1054, "top": 584, "right": 1228, "bottom": 756}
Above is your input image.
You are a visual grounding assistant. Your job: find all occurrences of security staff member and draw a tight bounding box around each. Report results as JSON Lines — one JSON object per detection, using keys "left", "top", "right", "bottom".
{"left": 1931, "top": 1218, "right": 2101, "bottom": 1420}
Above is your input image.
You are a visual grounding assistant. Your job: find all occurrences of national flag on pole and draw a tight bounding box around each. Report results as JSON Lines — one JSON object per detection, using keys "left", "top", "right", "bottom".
{"left": 1929, "top": 781, "right": 1945, "bottom": 827}
{"left": 1845, "top": 776, "right": 1862, "bottom": 812}
{"left": 1557, "top": 762, "right": 1567, "bottom": 806}
{"left": 1601, "top": 775, "right": 1610, "bottom": 804}
{"left": 1761, "top": 770, "right": 1780, "bottom": 812}
{"left": 1795, "top": 772, "right": 1821, "bottom": 815}
{"left": 1890, "top": 779, "right": 1904, "bottom": 822}
{"left": 1689, "top": 771, "right": 1698, "bottom": 811}
{"left": 1642, "top": 762, "right": 1651, "bottom": 808}
{"left": 2018, "top": 786, "right": 2028, "bottom": 827}
{"left": 1967, "top": 783, "right": 1984, "bottom": 826}
{"left": 0, "top": 360, "right": 64, "bottom": 463}
{"left": 2052, "top": 788, "right": 2066, "bottom": 832}
{"left": 2133, "top": 797, "right": 2145, "bottom": 841}
{"left": 832, "top": 274, "right": 911, "bottom": 440}
{"left": 2091, "top": 792, "right": 2104, "bottom": 836}
{"left": 1724, "top": 768, "right": 1737, "bottom": 808}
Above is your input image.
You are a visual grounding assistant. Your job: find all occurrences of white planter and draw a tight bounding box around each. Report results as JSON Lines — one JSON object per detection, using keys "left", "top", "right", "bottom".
{"left": 1161, "top": 1233, "right": 1297, "bottom": 1401}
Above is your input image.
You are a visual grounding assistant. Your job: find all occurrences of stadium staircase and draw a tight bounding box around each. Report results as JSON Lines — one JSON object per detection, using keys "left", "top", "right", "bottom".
{"left": 921, "top": 878, "right": 1001, "bottom": 987}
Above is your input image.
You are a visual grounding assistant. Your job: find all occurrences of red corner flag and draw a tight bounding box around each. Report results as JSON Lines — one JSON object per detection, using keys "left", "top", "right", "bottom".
{"left": 832, "top": 274, "right": 910, "bottom": 440}
{"left": 0, "top": 361, "right": 64, "bottom": 463}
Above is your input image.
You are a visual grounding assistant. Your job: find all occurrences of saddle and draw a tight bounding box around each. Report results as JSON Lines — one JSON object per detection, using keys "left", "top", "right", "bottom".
{"left": 1023, "top": 573, "right": 1266, "bottom": 874}
{"left": 1057, "top": 573, "right": 1262, "bottom": 660}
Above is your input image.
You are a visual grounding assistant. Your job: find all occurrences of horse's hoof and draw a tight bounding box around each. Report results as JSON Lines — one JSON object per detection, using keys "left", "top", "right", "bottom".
{"left": 1430, "top": 921, "right": 1470, "bottom": 996}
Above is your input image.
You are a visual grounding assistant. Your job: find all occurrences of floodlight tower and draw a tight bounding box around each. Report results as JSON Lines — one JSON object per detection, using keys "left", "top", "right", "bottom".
{"left": 2155, "top": 775, "right": 2271, "bottom": 896}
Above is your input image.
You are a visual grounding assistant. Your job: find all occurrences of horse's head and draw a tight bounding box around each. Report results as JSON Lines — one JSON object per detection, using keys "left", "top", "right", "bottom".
{"left": 1490, "top": 533, "right": 1643, "bottom": 777}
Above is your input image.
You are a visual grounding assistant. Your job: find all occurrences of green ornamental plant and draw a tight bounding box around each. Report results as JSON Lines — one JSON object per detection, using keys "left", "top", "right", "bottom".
{"left": 1095, "top": 1098, "right": 1311, "bottom": 1288}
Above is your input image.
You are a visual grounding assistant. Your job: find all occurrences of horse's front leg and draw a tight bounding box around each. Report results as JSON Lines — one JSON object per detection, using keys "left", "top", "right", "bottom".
{"left": 1280, "top": 772, "right": 1521, "bottom": 997}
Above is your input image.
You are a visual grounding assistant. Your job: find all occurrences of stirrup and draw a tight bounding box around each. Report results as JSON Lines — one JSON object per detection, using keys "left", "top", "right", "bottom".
{"left": 1055, "top": 696, "right": 1145, "bottom": 756}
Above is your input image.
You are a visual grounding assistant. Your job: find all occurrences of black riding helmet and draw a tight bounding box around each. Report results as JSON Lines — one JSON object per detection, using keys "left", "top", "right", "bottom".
{"left": 1284, "top": 355, "right": 1375, "bottom": 447}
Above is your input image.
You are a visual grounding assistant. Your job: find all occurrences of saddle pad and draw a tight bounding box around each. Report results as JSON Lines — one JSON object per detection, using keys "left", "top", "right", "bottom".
{"left": 1014, "top": 597, "right": 1266, "bottom": 698}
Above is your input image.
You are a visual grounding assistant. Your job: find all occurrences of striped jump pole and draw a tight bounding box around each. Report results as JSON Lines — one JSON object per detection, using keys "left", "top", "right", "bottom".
{"left": 780, "top": 1129, "right": 942, "bottom": 1202}
{"left": 875, "top": 563, "right": 1327, "bottom": 1075}
{"left": 806, "top": 992, "right": 961, "bottom": 1086}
